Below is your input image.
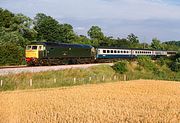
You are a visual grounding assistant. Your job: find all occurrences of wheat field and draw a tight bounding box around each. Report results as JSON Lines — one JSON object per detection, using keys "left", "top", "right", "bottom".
{"left": 0, "top": 80, "right": 180, "bottom": 123}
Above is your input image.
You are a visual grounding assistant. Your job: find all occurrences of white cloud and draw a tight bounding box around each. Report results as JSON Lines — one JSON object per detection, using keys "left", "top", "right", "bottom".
{"left": 1, "top": 0, "right": 180, "bottom": 20}
{"left": 1, "top": 0, "right": 180, "bottom": 41}
{"left": 75, "top": 27, "right": 86, "bottom": 31}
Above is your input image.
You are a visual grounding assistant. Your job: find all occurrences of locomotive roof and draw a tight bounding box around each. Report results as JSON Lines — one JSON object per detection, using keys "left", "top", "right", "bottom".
{"left": 30, "top": 42, "right": 93, "bottom": 48}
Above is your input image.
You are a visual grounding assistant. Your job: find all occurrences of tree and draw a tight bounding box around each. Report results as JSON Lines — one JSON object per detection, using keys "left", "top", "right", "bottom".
{"left": 0, "top": 8, "right": 14, "bottom": 28}
{"left": 162, "top": 41, "right": 180, "bottom": 51}
{"left": 11, "top": 14, "right": 37, "bottom": 41}
{"left": 151, "top": 38, "right": 162, "bottom": 50}
{"left": 87, "top": 26, "right": 104, "bottom": 40}
{"left": 58, "top": 24, "right": 76, "bottom": 43}
{"left": 34, "top": 13, "right": 60, "bottom": 42}
{"left": 115, "top": 38, "right": 130, "bottom": 48}
{"left": 73, "top": 35, "right": 92, "bottom": 45}
{"left": 0, "top": 8, "right": 36, "bottom": 65}
{"left": 140, "top": 43, "right": 150, "bottom": 49}
{"left": 127, "top": 33, "right": 139, "bottom": 48}
{"left": 0, "top": 8, "right": 36, "bottom": 47}
{"left": 0, "top": 42, "right": 24, "bottom": 65}
{"left": 34, "top": 13, "right": 76, "bottom": 43}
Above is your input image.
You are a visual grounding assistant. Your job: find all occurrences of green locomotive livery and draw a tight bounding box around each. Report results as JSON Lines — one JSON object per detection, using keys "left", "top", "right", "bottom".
{"left": 26, "top": 42, "right": 96, "bottom": 65}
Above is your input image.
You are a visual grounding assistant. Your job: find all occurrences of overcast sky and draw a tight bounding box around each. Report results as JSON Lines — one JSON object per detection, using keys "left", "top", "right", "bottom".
{"left": 1, "top": 0, "right": 180, "bottom": 43}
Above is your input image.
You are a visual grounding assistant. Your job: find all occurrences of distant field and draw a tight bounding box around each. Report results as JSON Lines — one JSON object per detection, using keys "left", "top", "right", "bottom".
{"left": 0, "top": 80, "right": 180, "bottom": 123}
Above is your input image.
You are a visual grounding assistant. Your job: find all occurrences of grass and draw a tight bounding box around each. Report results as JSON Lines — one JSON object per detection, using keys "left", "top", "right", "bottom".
{"left": 0, "top": 65, "right": 117, "bottom": 91}
{"left": 0, "top": 62, "right": 179, "bottom": 91}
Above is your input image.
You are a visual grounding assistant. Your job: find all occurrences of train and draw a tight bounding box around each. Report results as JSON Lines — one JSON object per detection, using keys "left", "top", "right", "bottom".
{"left": 25, "top": 42, "right": 177, "bottom": 66}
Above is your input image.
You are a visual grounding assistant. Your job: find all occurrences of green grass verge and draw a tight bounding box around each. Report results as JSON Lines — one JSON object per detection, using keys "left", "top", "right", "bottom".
{"left": 0, "top": 63, "right": 179, "bottom": 91}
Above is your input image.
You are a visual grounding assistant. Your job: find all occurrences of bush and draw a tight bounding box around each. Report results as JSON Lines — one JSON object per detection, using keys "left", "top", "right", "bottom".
{"left": 0, "top": 43, "right": 24, "bottom": 65}
{"left": 170, "top": 58, "right": 180, "bottom": 72}
{"left": 113, "top": 61, "right": 128, "bottom": 74}
{"left": 157, "top": 57, "right": 172, "bottom": 66}
{"left": 137, "top": 56, "right": 157, "bottom": 71}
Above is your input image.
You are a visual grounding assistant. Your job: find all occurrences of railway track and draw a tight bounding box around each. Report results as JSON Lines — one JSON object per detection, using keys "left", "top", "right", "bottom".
{"left": 0, "top": 63, "right": 113, "bottom": 76}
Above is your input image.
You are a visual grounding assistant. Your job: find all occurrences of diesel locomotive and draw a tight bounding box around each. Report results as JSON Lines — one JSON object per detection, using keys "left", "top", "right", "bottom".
{"left": 25, "top": 42, "right": 96, "bottom": 65}
{"left": 25, "top": 42, "right": 177, "bottom": 66}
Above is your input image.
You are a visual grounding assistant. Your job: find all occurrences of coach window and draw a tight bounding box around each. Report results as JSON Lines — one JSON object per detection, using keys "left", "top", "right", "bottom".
{"left": 118, "top": 51, "right": 120, "bottom": 53}
{"left": 114, "top": 50, "right": 117, "bottom": 53}
{"left": 111, "top": 50, "right": 113, "bottom": 53}
{"left": 107, "top": 50, "right": 110, "bottom": 53}
{"left": 103, "top": 50, "right": 106, "bottom": 53}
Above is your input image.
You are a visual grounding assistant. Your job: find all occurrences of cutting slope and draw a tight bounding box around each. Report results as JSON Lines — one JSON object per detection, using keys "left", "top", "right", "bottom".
{"left": 0, "top": 80, "right": 180, "bottom": 123}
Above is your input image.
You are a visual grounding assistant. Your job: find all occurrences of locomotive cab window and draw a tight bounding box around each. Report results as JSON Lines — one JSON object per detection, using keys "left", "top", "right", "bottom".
{"left": 32, "top": 46, "right": 37, "bottom": 50}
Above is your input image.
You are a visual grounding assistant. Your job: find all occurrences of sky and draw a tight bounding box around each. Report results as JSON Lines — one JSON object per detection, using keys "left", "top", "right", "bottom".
{"left": 1, "top": 0, "right": 180, "bottom": 43}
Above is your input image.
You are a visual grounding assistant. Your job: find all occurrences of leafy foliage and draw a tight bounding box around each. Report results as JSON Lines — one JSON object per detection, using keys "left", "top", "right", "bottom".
{"left": 127, "top": 33, "right": 140, "bottom": 48}
{"left": 34, "top": 13, "right": 76, "bottom": 43}
{"left": 170, "top": 53, "right": 180, "bottom": 72}
{"left": 137, "top": 56, "right": 157, "bottom": 71}
{"left": 0, "top": 43, "right": 24, "bottom": 65}
{"left": 34, "top": 13, "right": 61, "bottom": 42}
{"left": 0, "top": 8, "right": 36, "bottom": 65}
{"left": 113, "top": 61, "right": 128, "bottom": 74}
{"left": 88, "top": 26, "right": 104, "bottom": 40}
{"left": 151, "top": 38, "right": 162, "bottom": 50}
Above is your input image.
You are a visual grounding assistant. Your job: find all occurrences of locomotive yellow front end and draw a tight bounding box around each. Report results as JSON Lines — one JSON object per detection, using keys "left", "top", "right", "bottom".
{"left": 25, "top": 45, "right": 44, "bottom": 65}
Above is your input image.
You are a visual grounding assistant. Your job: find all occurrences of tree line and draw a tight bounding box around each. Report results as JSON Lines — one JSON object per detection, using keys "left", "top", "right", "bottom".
{"left": 0, "top": 8, "right": 179, "bottom": 65}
